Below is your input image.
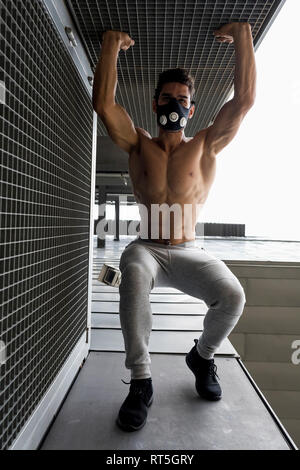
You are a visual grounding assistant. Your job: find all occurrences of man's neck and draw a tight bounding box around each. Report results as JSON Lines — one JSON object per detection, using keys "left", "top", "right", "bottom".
{"left": 155, "top": 128, "right": 187, "bottom": 153}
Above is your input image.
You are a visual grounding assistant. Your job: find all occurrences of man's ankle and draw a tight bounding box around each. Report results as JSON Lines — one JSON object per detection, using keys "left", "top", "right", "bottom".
{"left": 130, "top": 365, "right": 151, "bottom": 380}
{"left": 196, "top": 347, "right": 214, "bottom": 362}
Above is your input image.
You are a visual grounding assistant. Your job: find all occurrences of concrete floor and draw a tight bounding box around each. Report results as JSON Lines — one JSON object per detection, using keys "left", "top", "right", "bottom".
{"left": 40, "top": 352, "right": 291, "bottom": 450}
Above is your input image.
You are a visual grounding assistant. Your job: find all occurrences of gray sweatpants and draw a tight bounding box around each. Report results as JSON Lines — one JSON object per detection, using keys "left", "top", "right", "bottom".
{"left": 118, "top": 237, "right": 246, "bottom": 379}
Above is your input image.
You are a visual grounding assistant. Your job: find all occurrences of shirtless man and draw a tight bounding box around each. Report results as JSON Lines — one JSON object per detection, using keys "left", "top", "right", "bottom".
{"left": 93, "top": 22, "right": 256, "bottom": 432}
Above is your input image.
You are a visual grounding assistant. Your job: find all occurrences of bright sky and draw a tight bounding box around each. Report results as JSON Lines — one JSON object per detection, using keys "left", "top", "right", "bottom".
{"left": 100, "top": 0, "right": 300, "bottom": 241}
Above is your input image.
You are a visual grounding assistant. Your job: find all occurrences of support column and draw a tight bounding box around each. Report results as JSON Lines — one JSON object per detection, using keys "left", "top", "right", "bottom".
{"left": 95, "top": 188, "right": 106, "bottom": 248}
{"left": 114, "top": 196, "right": 120, "bottom": 241}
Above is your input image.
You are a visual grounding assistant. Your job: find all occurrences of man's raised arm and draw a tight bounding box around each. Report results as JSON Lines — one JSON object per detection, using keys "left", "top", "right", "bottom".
{"left": 92, "top": 30, "right": 139, "bottom": 154}
{"left": 202, "top": 22, "right": 257, "bottom": 157}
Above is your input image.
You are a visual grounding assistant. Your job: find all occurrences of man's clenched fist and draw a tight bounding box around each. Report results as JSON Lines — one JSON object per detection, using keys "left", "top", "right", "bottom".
{"left": 102, "top": 30, "right": 135, "bottom": 51}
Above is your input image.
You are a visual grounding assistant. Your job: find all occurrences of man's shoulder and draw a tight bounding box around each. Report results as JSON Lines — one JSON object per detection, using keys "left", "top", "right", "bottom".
{"left": 129, "top": 128, "right": 152, "bottom": 155}
{"left": 193, "top": 127, "right": 208, "bottom": 141}
{"left": 135, "top": 127, "right": 152, "bottom": 139}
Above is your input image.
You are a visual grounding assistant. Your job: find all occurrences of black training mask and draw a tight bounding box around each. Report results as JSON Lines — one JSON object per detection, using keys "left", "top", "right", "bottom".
{"left": 156, "top": 97, "right": 191, "bottom": 132}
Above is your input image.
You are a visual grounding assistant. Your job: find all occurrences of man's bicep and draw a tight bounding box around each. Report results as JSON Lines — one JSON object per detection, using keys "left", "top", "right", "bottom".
{"left": 202, "top": 98, "right": 253, "bottom": 156}
{"left": 98, "top": 103, "right": 139, "bottom": 154}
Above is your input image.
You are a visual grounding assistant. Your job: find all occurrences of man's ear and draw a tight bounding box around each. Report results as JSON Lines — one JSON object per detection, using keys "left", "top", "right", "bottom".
{"left": 189, "top": 103, "right": 195, "bottom": 119}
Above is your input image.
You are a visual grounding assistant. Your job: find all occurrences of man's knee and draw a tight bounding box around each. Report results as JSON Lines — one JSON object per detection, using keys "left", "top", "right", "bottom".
{"left": 120, "top": 261, "right": 154, "bottom": 290}
{"left": 211, "top": 277, "right": 246, "bottom": 315}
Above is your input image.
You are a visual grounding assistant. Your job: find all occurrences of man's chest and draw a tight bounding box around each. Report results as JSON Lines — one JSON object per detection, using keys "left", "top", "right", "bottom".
{"left": 128, "top": 136, "right": 214, "bottom": 196}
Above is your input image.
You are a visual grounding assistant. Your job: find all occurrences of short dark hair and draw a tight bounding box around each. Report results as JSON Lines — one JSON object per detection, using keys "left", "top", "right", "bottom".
{"left": 153, "top": 68, "right": 196, "bottom": 105}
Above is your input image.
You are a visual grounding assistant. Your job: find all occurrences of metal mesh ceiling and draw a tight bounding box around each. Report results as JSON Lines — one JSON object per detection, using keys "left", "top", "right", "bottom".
{"left": 66, "top": 0, "right": 285, "bottom": 137}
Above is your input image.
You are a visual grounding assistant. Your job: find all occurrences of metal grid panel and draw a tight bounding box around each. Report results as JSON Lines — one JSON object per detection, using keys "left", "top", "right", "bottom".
{"left": 68, "top": 0, "right": 285, "bottom": 137}
{"left": 0, "top": 0, "right": 93, "bottom": 450}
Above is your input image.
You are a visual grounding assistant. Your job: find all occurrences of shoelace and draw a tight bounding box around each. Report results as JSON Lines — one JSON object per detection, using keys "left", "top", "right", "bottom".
{"left": 193, "top": 339, "right": 220, "bottom": 380}
{"left": 207, "top": 362, "right": 220, "bottom": 380}
{"left": 121, "top": 379, "right": 149, "bottom": 398}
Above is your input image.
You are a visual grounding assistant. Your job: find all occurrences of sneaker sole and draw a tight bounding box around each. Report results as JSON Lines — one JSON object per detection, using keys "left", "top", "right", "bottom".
{"left": 116, "top": 394, "right": 154, "bottom": 432}
{"left": 185, "top": 354, "right": 222, "bottom": 401}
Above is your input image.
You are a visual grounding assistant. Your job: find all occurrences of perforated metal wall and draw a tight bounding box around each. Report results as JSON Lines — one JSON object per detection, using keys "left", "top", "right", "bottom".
{"left": 67, "top": 0, "right": 286, "bottom": 137}
{"left": 0, "top": 0, "right": 93, "bottom": 449}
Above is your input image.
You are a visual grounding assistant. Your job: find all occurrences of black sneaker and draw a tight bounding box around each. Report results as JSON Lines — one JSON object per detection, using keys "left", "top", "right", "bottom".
{"left": 116, "top": 378, "right": 154, "bottom": 432}
{"left": 186, "top": 339, "right": 222, "bottom": 401}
